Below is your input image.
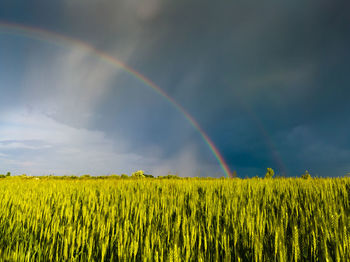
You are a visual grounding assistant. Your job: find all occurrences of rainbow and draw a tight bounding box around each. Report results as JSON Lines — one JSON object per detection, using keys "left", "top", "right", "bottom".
{"left": 231, "top": 91, "right": 287, "bottom": 175}
{"left": 0, "top": 21, "right": 232, "bottom": 177}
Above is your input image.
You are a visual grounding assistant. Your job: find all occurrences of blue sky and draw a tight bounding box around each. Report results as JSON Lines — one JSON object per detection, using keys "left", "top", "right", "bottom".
{"left": 0, "top": 0, "right": 349, "bottom": 177}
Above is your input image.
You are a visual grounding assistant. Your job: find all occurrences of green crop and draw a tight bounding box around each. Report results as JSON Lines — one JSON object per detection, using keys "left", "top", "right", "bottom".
{"left": 0, "top": 177, "right": 349, "bottom": 261}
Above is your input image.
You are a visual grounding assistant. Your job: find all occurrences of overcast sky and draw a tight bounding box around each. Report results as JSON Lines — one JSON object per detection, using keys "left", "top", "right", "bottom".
{"left": 0, "top": 0, "right": 349, "bottom": 177}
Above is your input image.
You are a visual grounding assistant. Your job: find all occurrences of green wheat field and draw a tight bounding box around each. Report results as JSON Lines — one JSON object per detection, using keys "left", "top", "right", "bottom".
{"left": 0, "top": 177, "right": 349, "bottom": 261}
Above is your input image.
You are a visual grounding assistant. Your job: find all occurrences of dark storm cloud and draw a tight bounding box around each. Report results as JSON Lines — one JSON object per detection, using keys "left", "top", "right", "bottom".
{"left": 117, "top": 0, "right": 350, "bottom": 176}
{"left": 1, "top": 0, "right": 349, "bottom": 176}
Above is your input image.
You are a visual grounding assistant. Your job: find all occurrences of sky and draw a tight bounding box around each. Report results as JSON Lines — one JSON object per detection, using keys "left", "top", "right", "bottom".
{"left": 0, "top": 0, "right": 349, "bottom": 177}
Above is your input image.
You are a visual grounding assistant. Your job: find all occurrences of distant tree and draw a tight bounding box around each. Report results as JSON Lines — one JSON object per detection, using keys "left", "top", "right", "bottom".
{"left": 6, "top": 172, "right": 11, "bottom": 177}
{"left": 143, "top": 174, "right": 154, "bottom": 178}
{"left": 80, "top": 174, "right": 91, "bottom": 179}
{"left": 131, "top": 170, "right": 145, "bottom": 178}
{"left": 121, "top": 174, "right": 129, "bottom": 179}
{"left": 301, "top": 170, "right": 312, "bottom": 179}
{"left": 264, "top": 168, "right": 274, "bottom": 179}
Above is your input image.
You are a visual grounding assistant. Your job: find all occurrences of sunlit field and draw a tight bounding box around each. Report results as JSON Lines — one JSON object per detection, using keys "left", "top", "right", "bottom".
{"left": 0, "top": 177, "right": 349, "bottom": 261}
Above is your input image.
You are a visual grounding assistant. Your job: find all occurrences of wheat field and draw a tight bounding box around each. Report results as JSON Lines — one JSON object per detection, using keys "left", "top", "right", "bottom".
{"left": 0, "top": 177, "right": 349, "bottom": 261}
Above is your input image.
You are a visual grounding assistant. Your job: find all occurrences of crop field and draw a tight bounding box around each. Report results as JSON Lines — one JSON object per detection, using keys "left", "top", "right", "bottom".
{"left": 0, "top": 177, "right": 349, "bottom": 261}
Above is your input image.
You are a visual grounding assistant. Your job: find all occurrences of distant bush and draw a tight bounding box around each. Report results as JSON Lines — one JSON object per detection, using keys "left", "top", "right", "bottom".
{"left": 65, "top": 175, "right": 78, "bottom": 180}
{"left": 0, "top": 175, "right": 6, "bottom": 179}
{"left": 264, "top": 168, "right": 274, "bottom": 179}
{"left": 131, "top": 170, "right": 145, "bottom": 178}
{"left": 96, "top": 176, "right": 109, "bottom": 179}
{"left": 301, "top": 170, "right": 312, "bottom": 179}
{"left": 121, "top": 174, "right": 129, "bottom": 179}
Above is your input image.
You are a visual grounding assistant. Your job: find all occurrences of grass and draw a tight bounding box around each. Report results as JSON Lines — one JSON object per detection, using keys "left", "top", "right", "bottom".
{"left": 0, "top": 177, "right": 349, "bottom": 261}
